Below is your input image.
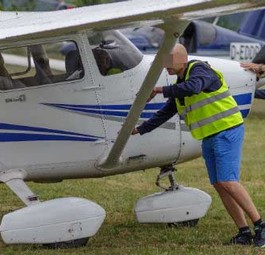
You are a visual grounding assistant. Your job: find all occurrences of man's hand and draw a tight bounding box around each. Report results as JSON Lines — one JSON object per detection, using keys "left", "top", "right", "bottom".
{"left": 147, "top": 87, "right": 163, "bottom": 102}
{"left": 240, "top": 62, "right": 264, "bottom": 74}
{"left": 131, "top": 127, "right": 139, "bottom": 135}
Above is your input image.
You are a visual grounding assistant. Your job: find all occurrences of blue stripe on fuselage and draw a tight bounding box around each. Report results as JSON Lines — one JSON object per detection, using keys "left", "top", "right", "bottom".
{"left": 1, "top": 93, "right": 251, "bottom": 142}
{"left": 0, "top": 133, "right": 98, "bottom": 142}
{"left": 43, "top": 92, "right": 252, "bottom": 119}
{"left": 233, "top": 93, "right": 252, "bottom": 106}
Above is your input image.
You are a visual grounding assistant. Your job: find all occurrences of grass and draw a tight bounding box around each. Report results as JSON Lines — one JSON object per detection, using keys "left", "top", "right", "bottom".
{"left": 0, "top": 100, "right": 265, "bottom": 255}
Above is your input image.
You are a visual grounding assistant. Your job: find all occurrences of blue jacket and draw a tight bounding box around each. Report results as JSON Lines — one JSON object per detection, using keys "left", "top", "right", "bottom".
{"left": 137, "top": 60, "right": 222, "bottom": 135}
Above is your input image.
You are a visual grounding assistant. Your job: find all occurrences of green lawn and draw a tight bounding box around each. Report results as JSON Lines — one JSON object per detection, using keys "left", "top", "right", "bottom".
{"left": 0, "top": 99, "right": 264, "bottom": 255}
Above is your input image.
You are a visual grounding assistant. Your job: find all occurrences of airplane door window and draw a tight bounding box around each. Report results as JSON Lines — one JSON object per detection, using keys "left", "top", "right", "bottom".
{"left": 88, "top": 30, "right": 143, "bottom": 76}
{"left": 0, "top": 40, "right": 84, "bottom": 90}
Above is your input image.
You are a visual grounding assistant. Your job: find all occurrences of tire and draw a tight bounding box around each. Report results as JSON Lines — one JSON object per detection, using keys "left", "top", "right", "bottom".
{"left": 167, "top": 219, "right": 199, "bottom": 228}
{"left": 43, "top": 237, "right": 89, "bottom": 249}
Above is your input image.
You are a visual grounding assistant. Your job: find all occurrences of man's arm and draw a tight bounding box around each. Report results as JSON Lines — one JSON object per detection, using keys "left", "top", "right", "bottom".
{"left": 133, "top": 98, "right": 177, "bottom": 135}
{"left": 163, "top": 63, "right": 221, "bottom": 99}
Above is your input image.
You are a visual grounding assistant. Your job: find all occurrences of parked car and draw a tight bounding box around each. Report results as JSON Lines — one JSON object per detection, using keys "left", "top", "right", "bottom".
{"left": 35, "top": 0, "right": 74, "bottom": 11}
{"left": 2, "top": 0, "right": 74, "bottom": 11}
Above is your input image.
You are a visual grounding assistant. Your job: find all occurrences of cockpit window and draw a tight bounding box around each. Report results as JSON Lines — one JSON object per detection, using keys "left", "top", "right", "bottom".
{"left": 88, "top": 30, "right": 143, "bottom": 76}
{"left": 0, "top": 41, "right": 84, "bottom": 90}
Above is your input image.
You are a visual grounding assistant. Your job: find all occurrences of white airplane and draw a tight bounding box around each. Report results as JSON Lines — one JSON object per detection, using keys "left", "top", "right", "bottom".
{"left": 0, "top": 0, "right": 265, "bottom": 249}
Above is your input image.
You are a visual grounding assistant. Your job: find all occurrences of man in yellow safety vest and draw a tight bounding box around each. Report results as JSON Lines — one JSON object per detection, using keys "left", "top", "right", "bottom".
{"left": 132, "top": 43, "right": 265, "bottom": 248}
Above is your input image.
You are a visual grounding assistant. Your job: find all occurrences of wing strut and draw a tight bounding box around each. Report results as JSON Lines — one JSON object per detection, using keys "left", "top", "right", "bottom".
{"left": 98, "top": 19, "right": 189, "bottom": 170}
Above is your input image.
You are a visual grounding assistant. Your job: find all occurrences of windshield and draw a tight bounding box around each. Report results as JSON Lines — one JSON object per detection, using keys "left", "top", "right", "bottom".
{"left": 88, "top": 30, "right": 143, "bottom": 76}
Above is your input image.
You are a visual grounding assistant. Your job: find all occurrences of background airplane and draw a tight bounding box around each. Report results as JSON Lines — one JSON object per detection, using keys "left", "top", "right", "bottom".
{"left": 181, "top": 12, "right": 265, "bottom": 100}
{"left": 122, "top": 9, "right": 265, "bottom": 61}
{"left": 181, "top": 9, "right": 265, "bottom": 61}
{"left": 122, "top": 9, "right": 265, "bottom": 99}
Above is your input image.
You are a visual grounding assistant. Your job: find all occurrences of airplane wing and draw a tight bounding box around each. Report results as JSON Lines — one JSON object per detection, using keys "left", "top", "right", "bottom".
{"left": 0, "top": 0, "right": 265, "bottom": 43}
{"left": 1, "top": 0, "right": 265, "bottom": 169}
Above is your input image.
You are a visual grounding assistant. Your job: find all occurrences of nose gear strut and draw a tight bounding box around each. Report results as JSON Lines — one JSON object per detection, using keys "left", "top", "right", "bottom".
{"left": 156, "top": 164, "right": 179, "bottom": 191}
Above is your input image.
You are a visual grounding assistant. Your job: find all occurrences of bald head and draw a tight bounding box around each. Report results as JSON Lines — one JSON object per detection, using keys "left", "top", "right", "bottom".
{"left": 172, "top": 43, "right": 188, "bottom": 64}
{"left": 163, "top": 43, "right": 188, "bottom": 76}
{"left": 163, "top": 43, "right": 188, "bottom": 69}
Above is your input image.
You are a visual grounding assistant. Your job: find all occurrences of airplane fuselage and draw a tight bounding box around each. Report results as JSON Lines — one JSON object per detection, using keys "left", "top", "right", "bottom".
{"left": 0, "top": 30, "right": 255, "bottom": 182}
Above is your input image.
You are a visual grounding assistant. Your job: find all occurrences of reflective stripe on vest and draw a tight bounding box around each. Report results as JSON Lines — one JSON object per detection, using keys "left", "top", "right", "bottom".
{"left": 180, "top": 90, "right": 231, "bottom": 119}
{"left": 189, "top": 106, "right": 239, "bottom": 131}
{"left": 175, "top": 61, "right": 243, "bottom": 140}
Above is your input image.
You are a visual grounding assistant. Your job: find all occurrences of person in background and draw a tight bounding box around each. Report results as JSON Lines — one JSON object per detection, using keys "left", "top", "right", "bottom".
{"left": 93, "top": 48, "right": 122, "bottom": 76}
{"left": 55, "top": 0, "right": 67, "bottom": 10}
{"left": 240, "top": 62, "right": 265, "bottom": 99}
{"left": 132, "top": 43, "right": 265, "bottom": 248}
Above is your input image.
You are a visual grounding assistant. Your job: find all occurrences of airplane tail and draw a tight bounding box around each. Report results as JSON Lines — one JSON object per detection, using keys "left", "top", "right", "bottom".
{"left": 238, "top": 9, "right": 265, "bottom": 41}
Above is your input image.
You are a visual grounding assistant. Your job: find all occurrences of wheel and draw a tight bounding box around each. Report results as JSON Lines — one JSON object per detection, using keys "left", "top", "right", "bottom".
{"left": 43, "top": 237, "right": 89, "bottom": 249}
{"left": 167, "top": 219, "right": 199, "bottom": 228}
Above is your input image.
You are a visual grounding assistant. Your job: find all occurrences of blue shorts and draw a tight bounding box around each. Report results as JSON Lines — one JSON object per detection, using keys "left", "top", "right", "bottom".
{"left": 201, "top": 124, "right": 244, "bottom": 185}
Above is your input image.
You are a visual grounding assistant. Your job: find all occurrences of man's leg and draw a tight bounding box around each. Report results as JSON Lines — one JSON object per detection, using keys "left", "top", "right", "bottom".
{"left": 214, "top": 182, "right": 249, "bottom": 228}
{"left": 214, "top": 181, "right": 265, "bottom": 246}
{"left": 203, "top": 125, "right": 253, "bottom": 244}
{"left": 214, "top": 181, "right": 260, "bottom": 225}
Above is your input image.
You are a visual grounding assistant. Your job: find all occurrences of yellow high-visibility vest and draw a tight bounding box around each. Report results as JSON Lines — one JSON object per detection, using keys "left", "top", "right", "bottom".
{"left": 175, "top": 61, "right": 243, "bottom": 140}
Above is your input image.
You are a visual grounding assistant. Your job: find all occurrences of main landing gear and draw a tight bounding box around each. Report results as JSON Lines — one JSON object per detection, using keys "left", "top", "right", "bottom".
{"left": 134, "top": 164, "right": 212, "bottom": 227}
{"left": 155, "top": 164, "right": 179, "bottom": 191}
{"left": 0, "top": 169, "right": 105, "bottom": 248}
